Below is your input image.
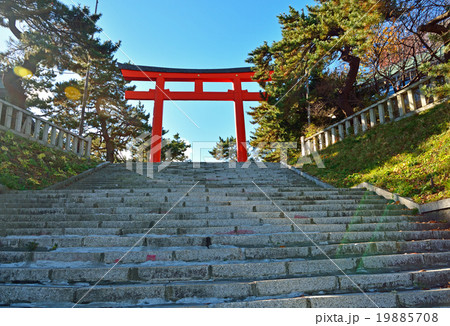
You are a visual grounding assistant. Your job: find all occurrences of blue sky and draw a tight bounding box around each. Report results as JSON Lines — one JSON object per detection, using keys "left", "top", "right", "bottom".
{"left": 1, "top": 0, "right": 313, "bottom": 160}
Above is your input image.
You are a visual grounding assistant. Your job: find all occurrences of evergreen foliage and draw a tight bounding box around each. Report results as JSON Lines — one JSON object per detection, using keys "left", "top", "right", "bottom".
{"left": 0, "top": 0, "right": 190, "bottom": 162}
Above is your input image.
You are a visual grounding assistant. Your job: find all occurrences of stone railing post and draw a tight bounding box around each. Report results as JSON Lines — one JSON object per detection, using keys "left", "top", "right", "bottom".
{"left": 15, "top": 110, "right": 23, "bottom": 133}
{"left": 397, "top": 94, "right": 405, "bottom": 117}
{"left": 419, "top": 89, "right": 427, "bottom": 108}
{"left": 361, "top": 112, "right": 368, "bottom": 132}
{"left": 338, "top": 124, "right": 344, "bottom": 141}
{"left": 57, "top": 131, "right": 64, "bottom": 149}
{"left": 353, "top": 117, "right": 359, "bottom": 135}
{"left": 369, "top": 108, "right": 376, "bottom": 128}
{"left": 42, "top": 123, "right": 50, "bottom": 143}
{"left": 378, "top": 103, "right": 385, "bottom": 124}
{"left": 300, "top": 136, "right": 306, "bottom": 157}
{"left": 317, "top": 133, "right": 324, "bottom": 150}
{"left": 33, "top": 119, "right": 41, "bottom": 140}
{"left": 331, "top": 127, "right": 337, "bottom": 144}
{"left": 304, "top": 140, "right": 310, "bottom": 156}
{"left": 387, "top": 99, "right": 394, "bottom": 121}
{"left": 324, "top": 131, "right": 330, "bottom": 147}
{"left": 312, "top": 136, "right": 318, "bottom": 152}
{"left": 50, "top": 126, "right": 57, "bottom": 146}
{"left": 5, "top": 106, "right": 13, "bottom": 129}
{"left": 72, "top": 137, "right": 79, "bottom": 154}
{"left": 23, "top": 116, "right": 32, "bottom": 135}
{"left": 86, "top": 136, "right": 92, "bottom": 158}
{"left": 345, "top": 120, "right": 351, "bottom": 135}
{"left": 407, "top": 89, "right": 416, "bottom": 112}
{"left": 80, "top": 140, "right": 86, "bottom": 157}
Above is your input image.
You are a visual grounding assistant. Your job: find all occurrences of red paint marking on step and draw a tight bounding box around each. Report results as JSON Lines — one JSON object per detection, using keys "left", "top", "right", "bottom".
{"left": 235, "top": 229, "right": 254, "bottom": 234}
{"left": 146, "top": 255, "right": 156, "bottom": 261}
{"left": 294, "top": 215, "right": 309, "bottom": 219}
{"left": 114, "top": 259, "right": 120, "bottom": 263}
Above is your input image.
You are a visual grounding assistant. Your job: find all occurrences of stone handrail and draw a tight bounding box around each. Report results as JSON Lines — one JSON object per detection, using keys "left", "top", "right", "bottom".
{"left": 0, "top": 99, "right": 91, "bottom": 158}
{"left": 301, "top": 76, "right": 443, "bottom": 157}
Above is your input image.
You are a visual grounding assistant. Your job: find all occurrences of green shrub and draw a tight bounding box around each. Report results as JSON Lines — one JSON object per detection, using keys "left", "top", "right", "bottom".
{"left": 0, "top": 130, "right": 101, "bottom": 190}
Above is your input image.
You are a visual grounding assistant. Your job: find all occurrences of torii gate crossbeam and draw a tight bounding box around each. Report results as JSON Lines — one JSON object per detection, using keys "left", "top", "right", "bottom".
{"left": 119, "top": 63, "right": 269, "bottom": 162}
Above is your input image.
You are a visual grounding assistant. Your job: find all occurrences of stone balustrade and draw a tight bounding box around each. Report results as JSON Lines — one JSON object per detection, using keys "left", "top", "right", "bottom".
{"left": 301, "top": 76, "right": 443, "bottom": 157}
{"left": 0, "top": 99, "right": 91, "bottom": 158}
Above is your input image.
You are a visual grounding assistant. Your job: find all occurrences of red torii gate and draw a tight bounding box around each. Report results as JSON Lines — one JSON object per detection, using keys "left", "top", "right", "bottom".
{"left": 119, "top": 63, "right": 269, "bottom": 162}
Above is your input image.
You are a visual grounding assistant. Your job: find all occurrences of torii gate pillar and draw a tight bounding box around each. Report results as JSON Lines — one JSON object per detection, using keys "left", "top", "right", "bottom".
{"left": 151, "top": 77, "right": 165, "bottom": 162}
{"left": 233, "top": 77, "right": 247, "bottom": 162}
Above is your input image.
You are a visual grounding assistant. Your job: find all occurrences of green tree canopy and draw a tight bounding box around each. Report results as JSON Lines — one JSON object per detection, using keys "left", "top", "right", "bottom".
{"left": 209, "top": 136, "right": 237, "bottom": 161}
{"left": 248, "top": 0, "right": 384, "bottom": 116}
{"left": 246, "top": 0, "right": 386, "bottom": 161}
{"left": 0, "top": 0, "right": 191, "bottom": 163}
{"left": 0, "top": 0, "right": 116, "bottom": 107}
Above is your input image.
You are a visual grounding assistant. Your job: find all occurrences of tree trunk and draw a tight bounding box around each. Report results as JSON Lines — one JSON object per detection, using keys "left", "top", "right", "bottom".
{"left": 2, "top": 56, "right": 38, "bottom": 108}
{"left": 2, "top": 69, "right": 27, "bottom": 108}
{"left": 105, "top": 139, "right": 115, "bottom": 163}
{"left": 2, "top": 17, "right": 28, "bottom": 108}
{"left": 95, "top": 102, "right": 115, "bottom": 162}
{"left": 338, "top": 47, "right": 360, "bottom": 116}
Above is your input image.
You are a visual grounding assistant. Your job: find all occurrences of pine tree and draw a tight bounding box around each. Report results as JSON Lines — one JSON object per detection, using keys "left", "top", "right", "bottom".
{"left": 209, "top": 136, "right": 237, "bottom": 161}
{"left": 246, "top": 0, "right": 386, "bottom": 161}
{"left": 0, "top": 0, "right": 114, "bottom": 107}
{"left": 36, "top": 55, "right": 151, "bottom": 162}
{"left": 248, "top": 0, "right": 384, "bottom": 117}
{"left": 162, "top": 133, "right": 191, "bottom": 162}
{"left": 0, "top": 0, "right": 196, "bottom": 163}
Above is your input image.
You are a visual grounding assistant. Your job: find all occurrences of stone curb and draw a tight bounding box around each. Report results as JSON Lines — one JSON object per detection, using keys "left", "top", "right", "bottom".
{"left": 353, "top": 182, "right": 449, "bottom": 215}
{"left": 45, "top": 161, "right": 111, "bottom": 190}
{"left": 281, "top": 162, "right": 335, "bottom": 189}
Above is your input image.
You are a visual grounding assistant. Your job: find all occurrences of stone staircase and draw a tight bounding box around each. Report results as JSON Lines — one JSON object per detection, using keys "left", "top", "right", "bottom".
{"left": 0, "top": 162, "right": 448, "bottom": 307}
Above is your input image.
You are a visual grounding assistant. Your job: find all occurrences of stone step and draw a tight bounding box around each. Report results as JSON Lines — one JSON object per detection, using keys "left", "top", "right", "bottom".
{"left": 0, "top": 214, "right": 430, "bottom": 229}
{"left": 0, "top": 268, "right": 447, "bottom": 307}
{"left": 0, "top": 197, "right": 389, "bottom": 208}
{"left": 0, "top": 209, "right": 413, "bottom": 223}
{"left": 0, "top": 202, "right": 402, "bottom": 214}
{"left": 0, "top": 239, "right": 447, "bottom": 264}
{"left": 0, "top": 198, "right": 389, "bottom": 208}
{"left": 0, "top": 193, "right": 385, "bottom": 202}
{"left": 0, "top": 195, "right": 386, "bottom": 206}
{"left": 0, "top": 252, "right": 448, "bottom": 285}
{"left": 0, "top": 196, "right": 385, "bottom": 207}
{"left": 0, "top": 206, "right": 408, "bottom": 218}
{"left": 2, "top": 187, "right": 371, "bottom": 196}
{"left": 1, "top": 230, "right": 448, "bottom": 250}
{"left": 66, "top": 182, "right": 315, "bottom": 189}
{"left": 1, "top": 192, "right": 382, "bottom": 204}
{"left": 0, "top": 221, "right": 444, "bottom": 237}
{"left": 213, "top": 287, "right": 450, "bottom": 308}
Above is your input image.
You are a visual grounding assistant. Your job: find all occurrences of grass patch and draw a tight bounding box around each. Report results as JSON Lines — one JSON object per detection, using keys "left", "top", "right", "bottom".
{"left": 295, "top": 101, "right": 450, "bottom": 204}
{"left": 0, "top": 130, "right": 101, "bottom": 190}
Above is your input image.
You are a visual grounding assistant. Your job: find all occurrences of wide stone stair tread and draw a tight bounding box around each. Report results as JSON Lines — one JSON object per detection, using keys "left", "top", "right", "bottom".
{"left": 0, "top": 162, "right": 448, "bottom": 307}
